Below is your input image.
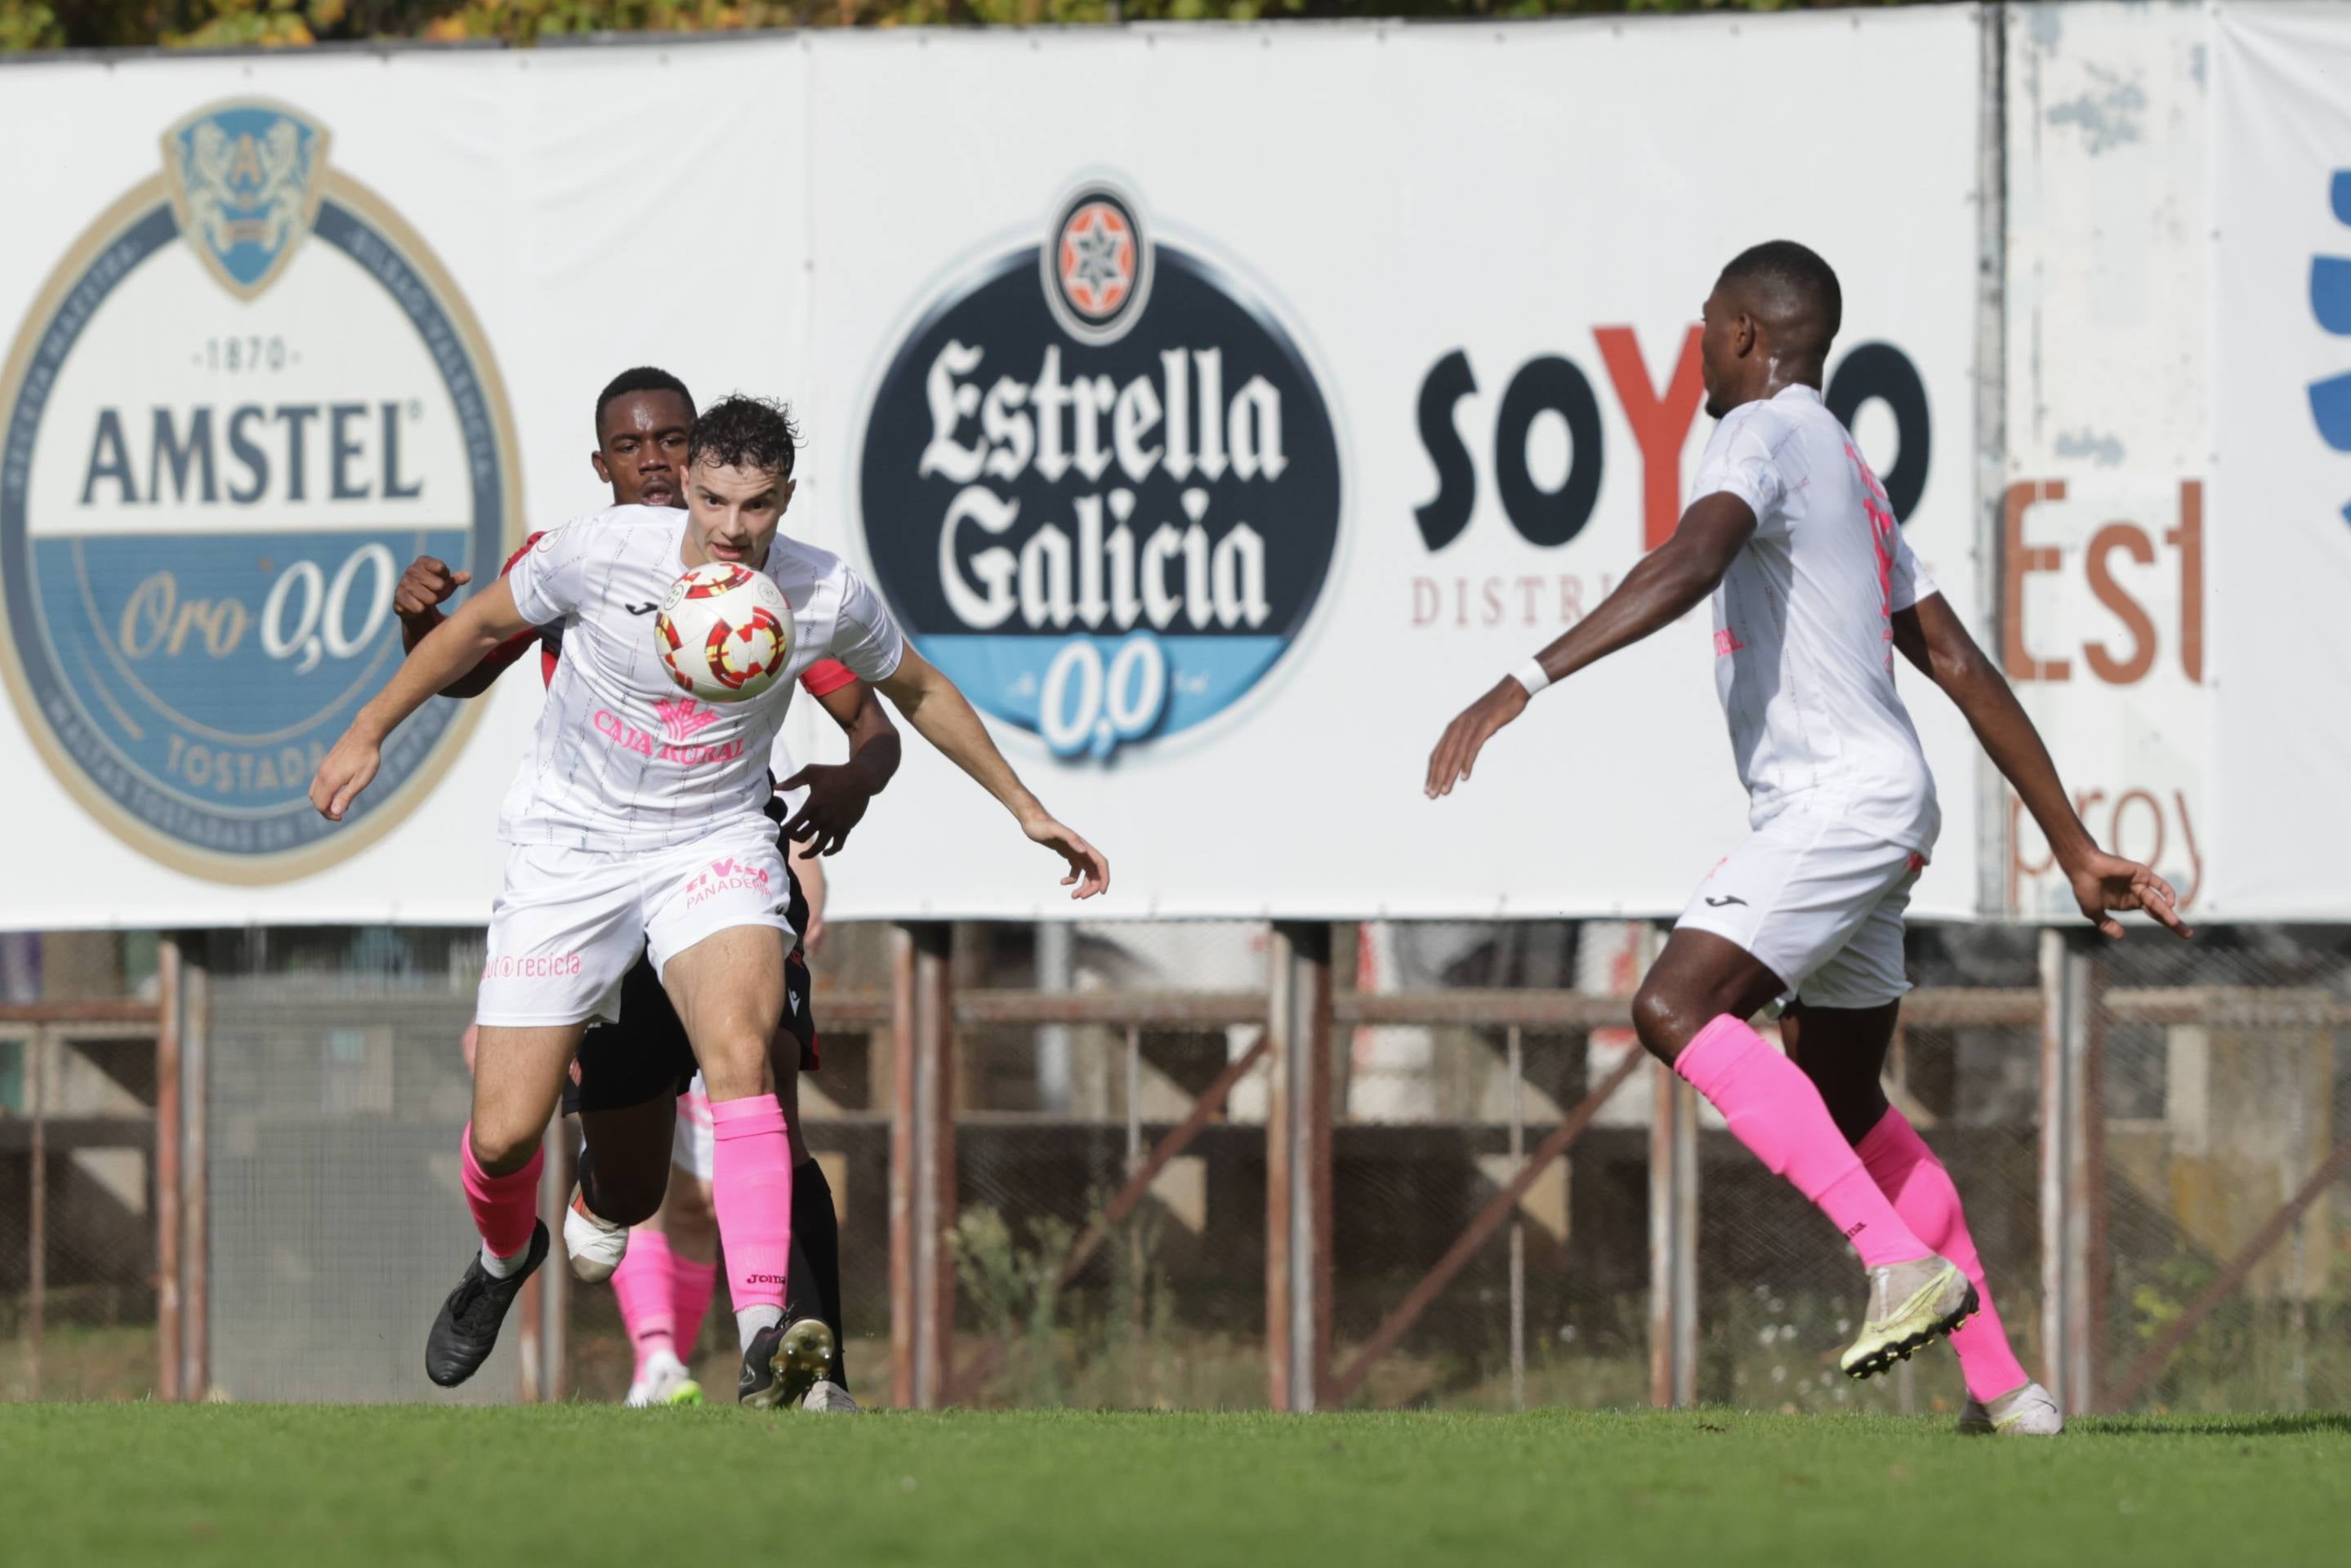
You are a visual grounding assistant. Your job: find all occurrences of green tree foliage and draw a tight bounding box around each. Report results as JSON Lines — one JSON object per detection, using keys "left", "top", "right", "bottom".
{"left": 4, "top": 1, "right": 1939, "bottom": 56}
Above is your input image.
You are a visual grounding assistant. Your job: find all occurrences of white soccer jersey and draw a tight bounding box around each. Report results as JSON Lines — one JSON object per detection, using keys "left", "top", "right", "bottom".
{"left": 1689, "top": 385, "right": 1940, "bottom": 853}
{"left": 499, "top": 506, "right": 904, "bottom": 853}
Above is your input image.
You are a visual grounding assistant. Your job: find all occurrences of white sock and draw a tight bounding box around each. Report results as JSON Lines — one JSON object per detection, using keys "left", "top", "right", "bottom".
{"left": 736, "top": 1304, "right": 783, "bottom": 1353}
{"left": 480, "top": 1240, "right": 528, "bottom": 1280}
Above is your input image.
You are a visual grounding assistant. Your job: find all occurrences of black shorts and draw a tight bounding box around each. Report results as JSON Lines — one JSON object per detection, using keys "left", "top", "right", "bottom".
{"left": 562, "top": 821, "right": 819, "bottom": 1116}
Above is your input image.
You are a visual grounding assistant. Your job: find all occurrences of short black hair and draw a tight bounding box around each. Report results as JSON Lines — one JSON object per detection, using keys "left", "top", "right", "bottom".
{"left": 593, "top": 366, "right": 694, "bottom": 441}
{"left": 689, "top": 394, "right": 801, "bottom": 480}
{"left": 1717, "top": 240, "right": 1843, "bottom": 359}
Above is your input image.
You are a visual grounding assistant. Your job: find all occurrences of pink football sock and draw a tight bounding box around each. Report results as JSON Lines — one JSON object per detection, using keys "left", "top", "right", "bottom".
{"left": 710, "top": 1094, "right": 795, "bottom": 1316}
{"left": 1858, "top": 1107, "right": 2034, "bottom": 1402}
{"left": 460, "top": 1125, "right": 542, "bottom": 1261}
{"left": 1673, "top": 1015, "right": 1929, "bottom": 1270}
{"left": 610, "top": 1228, "right": 676, "bottom": 1380}
{"left": 668, "top": 1248, "right": 720, "bottom": 1361}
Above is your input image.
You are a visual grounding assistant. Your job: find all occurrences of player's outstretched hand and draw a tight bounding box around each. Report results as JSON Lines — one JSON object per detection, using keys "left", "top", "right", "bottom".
{"left": 1024, "top": 813, "right": 1110, "bottom": 899}
{"left": 1425, "top": 677, "right": 1531, "bottom": 799}
{"left": 776, "top": 764, "right": 878, "bottom": 858}
{"left": 2067, "top": 849, "right": 2193, "bottom": 940}
{"left": 309, "top": 733, "right": 381, "bottom": 822}
{"left": 394, "top": 555, "right": 471, "bottom": 624}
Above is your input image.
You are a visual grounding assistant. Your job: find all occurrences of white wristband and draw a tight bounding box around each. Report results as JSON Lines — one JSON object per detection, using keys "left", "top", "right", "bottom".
{"left": 1510, "top": 657, "right": 1551, "bottom": 697}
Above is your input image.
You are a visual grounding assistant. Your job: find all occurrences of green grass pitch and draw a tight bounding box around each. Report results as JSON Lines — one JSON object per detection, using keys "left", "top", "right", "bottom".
{"left": 7, "top": 1405, "right": 2347, "bottom": 1566}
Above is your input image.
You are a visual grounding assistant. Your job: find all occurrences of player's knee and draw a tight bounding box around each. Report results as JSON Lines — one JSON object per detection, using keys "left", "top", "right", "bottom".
{"left": 666, "top": 1183, "right": 717, "bottom": 1249}
{"left": 467, "top": 1120, "right": 540, "bottom": 1177}
{"left": 695, "top": 1031, "right": 774, "bottom": 1100}
{"left": 586, "top": 1163, "right": 667, "bottom": 1227}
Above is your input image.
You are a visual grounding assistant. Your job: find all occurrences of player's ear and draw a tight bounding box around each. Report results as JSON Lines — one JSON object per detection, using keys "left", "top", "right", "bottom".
{"left": 780, "top": 478, "right": 797, "bottom": 513}
{"left": 591, "top": 450, "right": 612, "bottom": 483}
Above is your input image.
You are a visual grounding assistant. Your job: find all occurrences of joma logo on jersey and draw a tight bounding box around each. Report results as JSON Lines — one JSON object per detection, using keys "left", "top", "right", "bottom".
{"left": 854, "top": 180, "right": 1344, "bottom": 760}
{"left": 0, "top": 100, "right": 519, "bottom": 880}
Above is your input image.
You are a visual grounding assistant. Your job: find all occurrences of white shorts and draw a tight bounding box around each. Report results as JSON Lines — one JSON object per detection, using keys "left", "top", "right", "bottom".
{"left": 1673, "top": 812, "right": 1927, "bottom": 1011}
{"left": 673, "top": 1076, "right": 714, "bottom": 1182}
{"left": 475, "top": 820, "right": 795, "bottom": 1028}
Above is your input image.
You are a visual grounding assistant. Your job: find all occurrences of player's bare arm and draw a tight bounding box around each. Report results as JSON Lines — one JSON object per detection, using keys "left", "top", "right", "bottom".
{"left": 394, "top": 554, "right": 515, "bottom": 700}
{"left": 1425, "top": 492, "right": 1759, "bottom": 799}
{"left": 310, "top": 577, "right": 535, "bottom": 822}
{"left": 1892, "top": 594, "right": 2190, "bottom": 940}
{"left": 875, "top": 644, "right": 1110, "bottom": 898}
{"left": 778, "top": 679, "right": 904, "bottom": 859}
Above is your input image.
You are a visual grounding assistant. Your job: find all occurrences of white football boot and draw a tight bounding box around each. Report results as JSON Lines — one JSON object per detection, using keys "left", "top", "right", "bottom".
{"left": 626, "top": 1348, "right": 702, "bottom": 1408}
{"left": 1840, "top": 1256, "right": 1977, "bottom": 1379}
{"left": 802, "top": 1380, "right": 861, "bottom": 1414}
{"left": 1957, "top": 1380, "right": 2064, "bottom": 1436}
{"left": 564, "top": 1187, "right": 629, "bottom": 1283}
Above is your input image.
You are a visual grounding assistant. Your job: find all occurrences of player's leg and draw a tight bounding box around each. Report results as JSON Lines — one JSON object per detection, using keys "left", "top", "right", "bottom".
{"left": 608, "top": 1159, "right": 716, "bottom": 1407}
{"left": 1641, "top": 817, "right": 1971, "bottom": 1379}
{"left": 663, "top": 923, "right": 828, "bottom": 1406}
{"left": 775, "top": 946, "right": 855, "bottom": 1410}
{"left": 1785, "top": 909, "right": 2059, "bottom": 1432}
{"left": 430, "top": 845, "right": 640, "bottom": 1388}
{"left": 645, "top": 824, "right": 811, "bottom": 1405}
{"left": 426, "top": 1019, "right": 581, "bottom": 1386}
{"left": 565, "top": 956, "right": 696, "bottom": 1278}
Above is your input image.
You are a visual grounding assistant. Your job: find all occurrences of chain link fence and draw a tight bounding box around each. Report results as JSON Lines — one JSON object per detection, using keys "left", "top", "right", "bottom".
{"left": 4, "top": 920, "right": 2345, "bottom": 1412}
{"left": 2094, "top": 927, "right": 2351, "bottom": 1414}
{"left": 0, "top": 933, "right": 163, "bottom": 1402}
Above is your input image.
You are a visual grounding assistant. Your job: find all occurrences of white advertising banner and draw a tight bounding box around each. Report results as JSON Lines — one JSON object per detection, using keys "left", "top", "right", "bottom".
{"left": 2212, "top": 5, "right": 2351, "bottom": 917}
{"left": 0, "top": 16, "right": 1987, "bottom": 928}
{"left": 2001, "top": 3, "right": 2215, "bottom": 918}
{"left": 806, "top": 16, "right": 1987, "bottom": 922}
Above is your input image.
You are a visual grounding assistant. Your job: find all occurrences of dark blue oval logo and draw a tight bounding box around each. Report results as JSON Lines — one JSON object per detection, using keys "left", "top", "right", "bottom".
{"left": 0, "top": 99, "right": 519, "bottom": 879}
{"left": 855, "top": 183, "right": 1342, "bottom": 760}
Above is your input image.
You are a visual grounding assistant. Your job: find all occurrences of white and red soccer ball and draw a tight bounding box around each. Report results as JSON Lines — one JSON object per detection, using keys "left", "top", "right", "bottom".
{"left": 654, "top": 562, "right": 793, "bottom": 702}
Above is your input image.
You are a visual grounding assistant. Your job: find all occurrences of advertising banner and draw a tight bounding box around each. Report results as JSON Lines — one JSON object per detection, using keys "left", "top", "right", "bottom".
{"left": 2210, "top": 3, "right": 2351, "bottom": 917}
{"left": 803, "top": 16, "right": 1988, "bottom": 922}
{"left": 2000, "top": 2, "right": 2215, "bottom": 917}
{"left": 0, "top": 16, "right": 1987, "bottom": 927}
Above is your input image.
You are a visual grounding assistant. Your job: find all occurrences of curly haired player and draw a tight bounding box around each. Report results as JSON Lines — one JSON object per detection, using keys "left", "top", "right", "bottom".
{"left": 400, "top": 368, "right": 886, "bottom": 1409}
{"left": 319, "top": 392, "right": 1109, "bottom": 1406}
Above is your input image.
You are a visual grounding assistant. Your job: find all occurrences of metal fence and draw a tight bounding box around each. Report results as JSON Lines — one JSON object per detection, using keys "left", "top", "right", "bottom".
{"left": 2, "top": 920, "right": 2344, "bottom": 1413}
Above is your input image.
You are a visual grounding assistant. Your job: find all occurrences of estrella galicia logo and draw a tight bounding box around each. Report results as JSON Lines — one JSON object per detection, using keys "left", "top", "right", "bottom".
{"left": 0, "top": 100, "right": 519, "bottom": 879}
{"left": 854, "top": 181, "right": 1341, "bottom": 760}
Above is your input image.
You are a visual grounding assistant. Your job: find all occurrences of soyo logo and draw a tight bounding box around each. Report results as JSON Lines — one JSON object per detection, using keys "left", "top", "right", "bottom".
{"left": 0, "top": 99, "right": 519, "bottom": 879}
{"left": 854, "top": 182, "right": 1342, "bottom": 760}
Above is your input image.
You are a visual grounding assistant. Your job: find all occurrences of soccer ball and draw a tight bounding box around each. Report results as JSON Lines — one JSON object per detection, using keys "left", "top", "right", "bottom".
{"left": 654, "top": 561, "right": 793, "bottom": 702}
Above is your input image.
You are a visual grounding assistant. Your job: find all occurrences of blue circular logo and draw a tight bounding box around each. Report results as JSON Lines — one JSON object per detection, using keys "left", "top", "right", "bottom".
{"left": 0, "top": 100, "right": 519, "bottom": 879}
{"left": 854, "top": 182, "right": 1342, "bottom": 761}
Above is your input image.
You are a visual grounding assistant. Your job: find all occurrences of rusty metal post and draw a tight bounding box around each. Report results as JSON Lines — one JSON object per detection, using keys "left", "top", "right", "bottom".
{"left": 1265, "top": 921, "right": 1333, "bottom": 1411}
{"left": 515, "top": 1274, "right": 542, "bottom": 1404}
{"left": 1506, "top": 1025, "right": 1525, "bottom": 1412}
{"left": 890, "top": 923, "right": 955, "bottom": 1408}
{"left": 515, "top": 1114, "right": 569, "bottom": 1403}
{"left": 26, "top": 1024, "right": 45, "bottom": 1401}
{"left": 155, "top": 939, "right": 182, "bottom": 1403}
{"left": 180, "top": 949, "right": 209, "bottom": 1401}
{"left": 1125, "top": 1023, "right": 1145, "bottom": 1356}
{"left": 2039, "top": 927, "right": 2102, "bottom": 1415}
{"left": 1648, "top": 1056, "right": 1698, "bottom": 1407}
{"left": 542, "top": 1122, "right": 569, "bottom": 1401}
